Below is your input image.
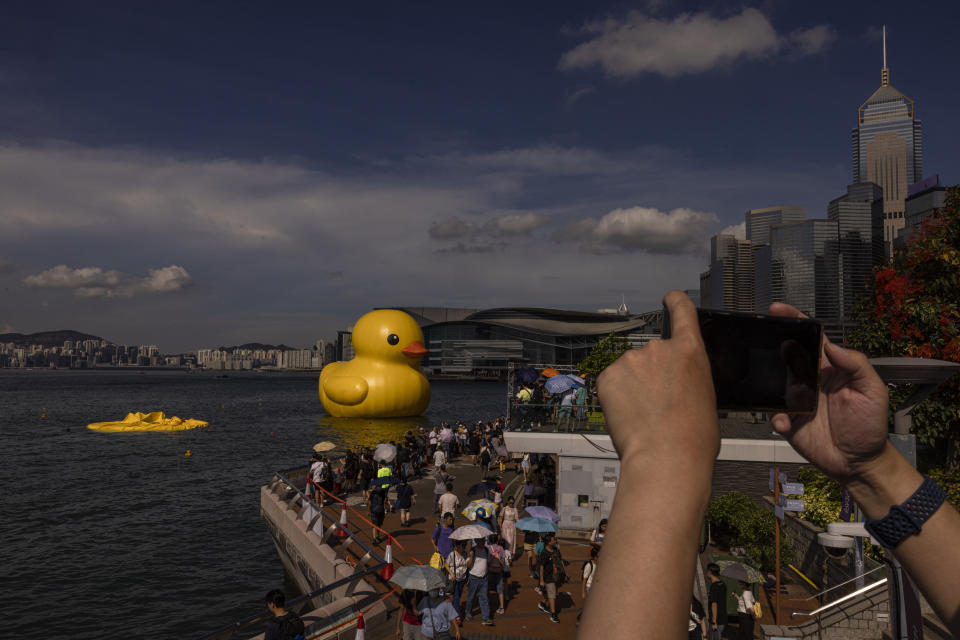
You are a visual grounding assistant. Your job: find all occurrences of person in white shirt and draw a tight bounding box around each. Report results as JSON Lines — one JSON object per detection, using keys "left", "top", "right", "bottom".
{"left": 735, "top": 581, "right": 757, "bottom": 640}
{"left": 446, "top": 540, "right": 470, "bottom": 620}
{"left": 437, "top": 483, "right": 460, "bottom": 519}
{"left": 433, "top": 447, "right": 446, "bottom": 468}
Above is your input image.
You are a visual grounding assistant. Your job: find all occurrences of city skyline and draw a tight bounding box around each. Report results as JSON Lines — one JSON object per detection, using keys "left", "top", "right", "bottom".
{"left": 1, "top": 2, "right": 958, "bottom": 352}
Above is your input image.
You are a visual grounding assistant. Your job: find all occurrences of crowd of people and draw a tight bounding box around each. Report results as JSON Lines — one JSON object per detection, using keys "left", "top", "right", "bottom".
{"left": 291, "top": 416, "right": 592, "bottom": 638}
{"left": 513, "top": 377, "right": 595, "bottom": 432}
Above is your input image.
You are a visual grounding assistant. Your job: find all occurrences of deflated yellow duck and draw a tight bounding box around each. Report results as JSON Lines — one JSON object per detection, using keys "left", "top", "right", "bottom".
{"left": 319, "top": 309, "right": 430, "bottom": 417}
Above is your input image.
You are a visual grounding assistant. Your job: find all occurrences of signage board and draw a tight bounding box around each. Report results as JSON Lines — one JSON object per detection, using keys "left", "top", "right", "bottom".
{"left": 775, "top": 505, "right": 785, "bottom": 520}
{"left": 781, "top": 482, "right": 804, "bottom": 496}
{"left": 779, "top": 496, "right": 805, "bottom": 511}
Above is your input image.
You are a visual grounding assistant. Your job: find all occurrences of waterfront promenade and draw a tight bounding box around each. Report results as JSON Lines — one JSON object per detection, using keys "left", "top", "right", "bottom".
{"left": 309, "top": 455, "right": 591, "bottom": 640}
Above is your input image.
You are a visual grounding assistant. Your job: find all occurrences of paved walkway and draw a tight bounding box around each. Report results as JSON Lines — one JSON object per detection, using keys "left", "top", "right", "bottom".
{"left": 317, "top": 454, "right": 589, "bottom": 640}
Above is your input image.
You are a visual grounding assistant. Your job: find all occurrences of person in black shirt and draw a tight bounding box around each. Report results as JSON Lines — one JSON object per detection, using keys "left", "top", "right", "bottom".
{"left": 706, "top": 563, "right": 727, "bottom": 640}
{"left": 264, "top": 589, "right": 304, "bottom": 640}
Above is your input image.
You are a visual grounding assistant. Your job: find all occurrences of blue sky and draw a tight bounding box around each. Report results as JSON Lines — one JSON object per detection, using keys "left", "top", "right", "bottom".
{"left": 1, "top": 1, "right": 957, "bottom": 352}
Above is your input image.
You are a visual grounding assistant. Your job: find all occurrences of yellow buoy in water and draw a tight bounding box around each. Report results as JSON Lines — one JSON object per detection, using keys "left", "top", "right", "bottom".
{"left": 185, "top": 450, "right": 192, "bottom": 457}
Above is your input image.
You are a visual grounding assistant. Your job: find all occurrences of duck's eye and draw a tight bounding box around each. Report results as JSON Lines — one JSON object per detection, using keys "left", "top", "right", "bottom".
{"left": 387, "top": 334, "right": 399, "bottom": 345}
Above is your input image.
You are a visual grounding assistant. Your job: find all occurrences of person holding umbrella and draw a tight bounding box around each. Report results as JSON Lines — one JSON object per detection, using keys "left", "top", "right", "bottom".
{"left": 734, "top": 580, "right": 758, "bottom": 640}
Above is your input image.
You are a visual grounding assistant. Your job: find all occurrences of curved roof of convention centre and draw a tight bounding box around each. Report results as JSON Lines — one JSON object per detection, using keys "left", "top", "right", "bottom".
{"left": 392, "top": 306, "right": 660, "bottom": 337}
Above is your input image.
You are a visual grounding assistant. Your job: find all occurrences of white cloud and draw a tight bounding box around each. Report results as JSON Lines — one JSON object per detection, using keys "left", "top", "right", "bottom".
{"left": 565, "top": 85, "right": 595, "bottom": 105}
{"left": 558, "top": 8, "right": 834, "bottom": 78}
{"left": 427, "top": 212, "right": 550, "bottom": 243}
{"left": 557, "top": 206, "right": 718, "bottom": 254}
{"left": 482, "top": 213, "right": 550, "bottom": 237}
{"left": 787, "top": 24, "right": 837, "bottom": 57}
{"left": 428, "top": 216, "right": 472, "bottom": 239}
{"left": 0, "top": 141, "right": 844, "bottom": 351}
{"left": 23, "top": 264, "right": 192, "bottom": 298}
{"left": 23, "top": 265, "right": 122, "bottom": 288}
{"left": 719, "top": 221, "right": 746, "bottom": 240}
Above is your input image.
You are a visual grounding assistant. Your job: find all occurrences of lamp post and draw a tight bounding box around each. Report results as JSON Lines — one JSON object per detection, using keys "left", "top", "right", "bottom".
{"left": 869, "top": 357, "right": 960, "bottom": 467}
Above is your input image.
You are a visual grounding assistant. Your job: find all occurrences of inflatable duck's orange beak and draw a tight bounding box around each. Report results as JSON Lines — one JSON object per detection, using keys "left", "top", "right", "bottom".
{"left": 402, "top": 341, "right": 429, "bottom": 357}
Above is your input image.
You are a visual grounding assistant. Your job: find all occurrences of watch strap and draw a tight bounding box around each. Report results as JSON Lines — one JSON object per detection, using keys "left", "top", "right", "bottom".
{"left": 864, "top": 476, "right": 946, "bottom": 549}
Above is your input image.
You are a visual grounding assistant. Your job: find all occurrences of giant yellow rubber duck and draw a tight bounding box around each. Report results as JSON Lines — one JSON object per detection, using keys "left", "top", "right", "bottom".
{"left": 319, "top": 309, "right": 431, "bottom": 417}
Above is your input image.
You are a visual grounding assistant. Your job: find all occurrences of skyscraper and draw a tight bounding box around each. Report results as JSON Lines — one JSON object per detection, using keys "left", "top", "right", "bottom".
{"left": 828, "top": 183, "right": 884, "bottom": 322}
{"left": 851, "top": 26, "right": 923, "bottom": 256}
{"left": 699, "top": 235, "right": 753, "bottom": 311}
{"left": 769, "top": 219, "right": 840, "bottom": 327}
{"left": 747, "top": 207, "right": 806, "bottom": 313}
{"left": 745, "top": 206, "right": 807, "bottom": 246}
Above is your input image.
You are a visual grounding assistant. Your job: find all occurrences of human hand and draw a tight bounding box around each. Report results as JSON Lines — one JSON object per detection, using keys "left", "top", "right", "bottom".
{"left": 768, "top": 303, "right": 889, "bottom": 483}
{"left": 597, "top": 290, "right": 719, "bottom": 466}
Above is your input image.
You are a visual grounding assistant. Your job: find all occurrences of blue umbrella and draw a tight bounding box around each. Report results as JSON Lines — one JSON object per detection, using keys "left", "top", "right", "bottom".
{"left": 524, "top": 505, "right": 561, "bottom": 522}
{"left": 545, "top": 375, "right": 576, "bottom": 395}
{"left": 515, "top": 517, "right": 557, "bottom": 533}
{"left": 516, "top": 367, "right": 539, "bottom": 384}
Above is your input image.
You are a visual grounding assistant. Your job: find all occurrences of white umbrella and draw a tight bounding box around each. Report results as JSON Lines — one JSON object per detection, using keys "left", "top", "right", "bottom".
{"left": 313, "top": 441, "right": 336, "bottom": 452}
{"left": 373, "top": 443, "right": 397, "bottom": 463}
{"left": 389, "top": 565, "right": 447, "bottom": 591}
{"left": 449, "top": 524, "right": 494, "bottom": 540}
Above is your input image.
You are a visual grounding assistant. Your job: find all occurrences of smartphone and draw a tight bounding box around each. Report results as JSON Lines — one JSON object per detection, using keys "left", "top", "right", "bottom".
{"left": 662, "top": 307, "right": 822, "bottom": 413}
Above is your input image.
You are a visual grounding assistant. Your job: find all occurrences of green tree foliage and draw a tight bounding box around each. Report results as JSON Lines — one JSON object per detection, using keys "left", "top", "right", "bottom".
{"left": 577, "top": 333, "right": 630, "bottom": 377}
{"left": 707, "top": 492, "right": 793, "bottom": 572}
{"left": 847, "top": 187, "right": 960, "bottom": 470}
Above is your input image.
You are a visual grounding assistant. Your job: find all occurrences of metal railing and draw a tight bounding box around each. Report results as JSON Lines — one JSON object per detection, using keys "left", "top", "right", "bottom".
{"left": 794, "top": 565, "right": 886, "bottom": 605}
{"left": 791, "top": 577, "right": 888, "bottom": 620}
{"left": 195, "top": 566, "right": 387, "bottom": 640}
{"left": 196, "top": 470, "right": 389, "bottom": 640}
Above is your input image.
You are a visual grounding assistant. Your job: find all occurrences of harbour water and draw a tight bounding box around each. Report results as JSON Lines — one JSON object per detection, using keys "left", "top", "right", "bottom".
{"left": 0, "top": 369, "right": 505, "bottom": 639}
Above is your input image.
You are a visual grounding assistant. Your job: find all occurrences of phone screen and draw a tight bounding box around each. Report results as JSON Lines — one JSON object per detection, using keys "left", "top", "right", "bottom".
{"left": 665, "top": 308, "right": 822, "bottom": 413}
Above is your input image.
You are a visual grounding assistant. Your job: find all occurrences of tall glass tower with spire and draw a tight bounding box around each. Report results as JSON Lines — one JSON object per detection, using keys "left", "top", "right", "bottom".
{"left": 851, "top": 26, "right": 922, "bottom": 257}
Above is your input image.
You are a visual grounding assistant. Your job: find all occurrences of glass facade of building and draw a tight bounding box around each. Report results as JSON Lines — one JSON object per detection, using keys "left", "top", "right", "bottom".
{"left": 745, "top": 206, "right": 807, "bottom": 246}
{"left": 770, "top": 220, "right": 840, "bottom": 321}
{"left": 700, "top": 235, "right": 754, "bottom": 311}
{"left": 828, "top": 183, "right": 884, "bottom": 321}
{"left": 392, "top": 307, "right": 661, "bottom": 379}
{"left": 851, "top": 66, "right": 923, "bottom": 254}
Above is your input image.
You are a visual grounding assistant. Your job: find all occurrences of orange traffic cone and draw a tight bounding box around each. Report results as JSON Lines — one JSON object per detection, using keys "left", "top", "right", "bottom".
{"left": 380, "top": 537, "right": 394, "bottom": 580}
{"left": 337, "top": 501, "right": 349, "bottom": 538}
{"left": 355, "top": 611, "right": 365, "bottom": 640}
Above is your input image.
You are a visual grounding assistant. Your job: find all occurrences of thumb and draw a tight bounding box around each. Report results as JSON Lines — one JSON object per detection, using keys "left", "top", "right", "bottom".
{"left": 823, "top": 342, "right": 883, "bottom": 392}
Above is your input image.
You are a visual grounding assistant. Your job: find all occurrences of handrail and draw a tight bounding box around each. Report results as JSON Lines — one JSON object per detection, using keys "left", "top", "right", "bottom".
{"left": 271, "top": 471, "right": 386, "bottom": 564}
{"left": 796, "top": 565, "right": 886, "bottom": 602}
{"left": 194, "top": 564, "right": 387, "bottom": 640}
{"left": 791, "top": 578, "right": 888, "bottom": 619}
{"left": 197, "top": 470, "right": 394, "bottom": 640}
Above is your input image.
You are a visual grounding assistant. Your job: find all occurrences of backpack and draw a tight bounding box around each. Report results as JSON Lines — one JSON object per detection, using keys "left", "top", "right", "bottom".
{"left": 278, "top": 612, "right": 305, "bottom": 640}
{"left": 488, "top": 545, "right": 503, "bottom": 574}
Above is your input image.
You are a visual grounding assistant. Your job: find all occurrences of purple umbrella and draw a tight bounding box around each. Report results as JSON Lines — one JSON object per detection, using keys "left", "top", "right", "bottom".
{"left": 524, "top": 505, "right": 560, "bottom": 523}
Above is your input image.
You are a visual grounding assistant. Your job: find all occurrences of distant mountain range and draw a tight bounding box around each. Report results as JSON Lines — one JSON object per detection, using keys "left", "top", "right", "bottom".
{"left": 219, "top": 343, "right": 300, "bottom": 352}
{"left": 0, "top": 329, "right": 107, "bottom": 347}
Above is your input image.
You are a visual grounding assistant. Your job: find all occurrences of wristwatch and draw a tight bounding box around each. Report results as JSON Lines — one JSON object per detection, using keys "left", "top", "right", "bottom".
{"left": 864, "top": 476, "right": 946, "bottom": 549}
